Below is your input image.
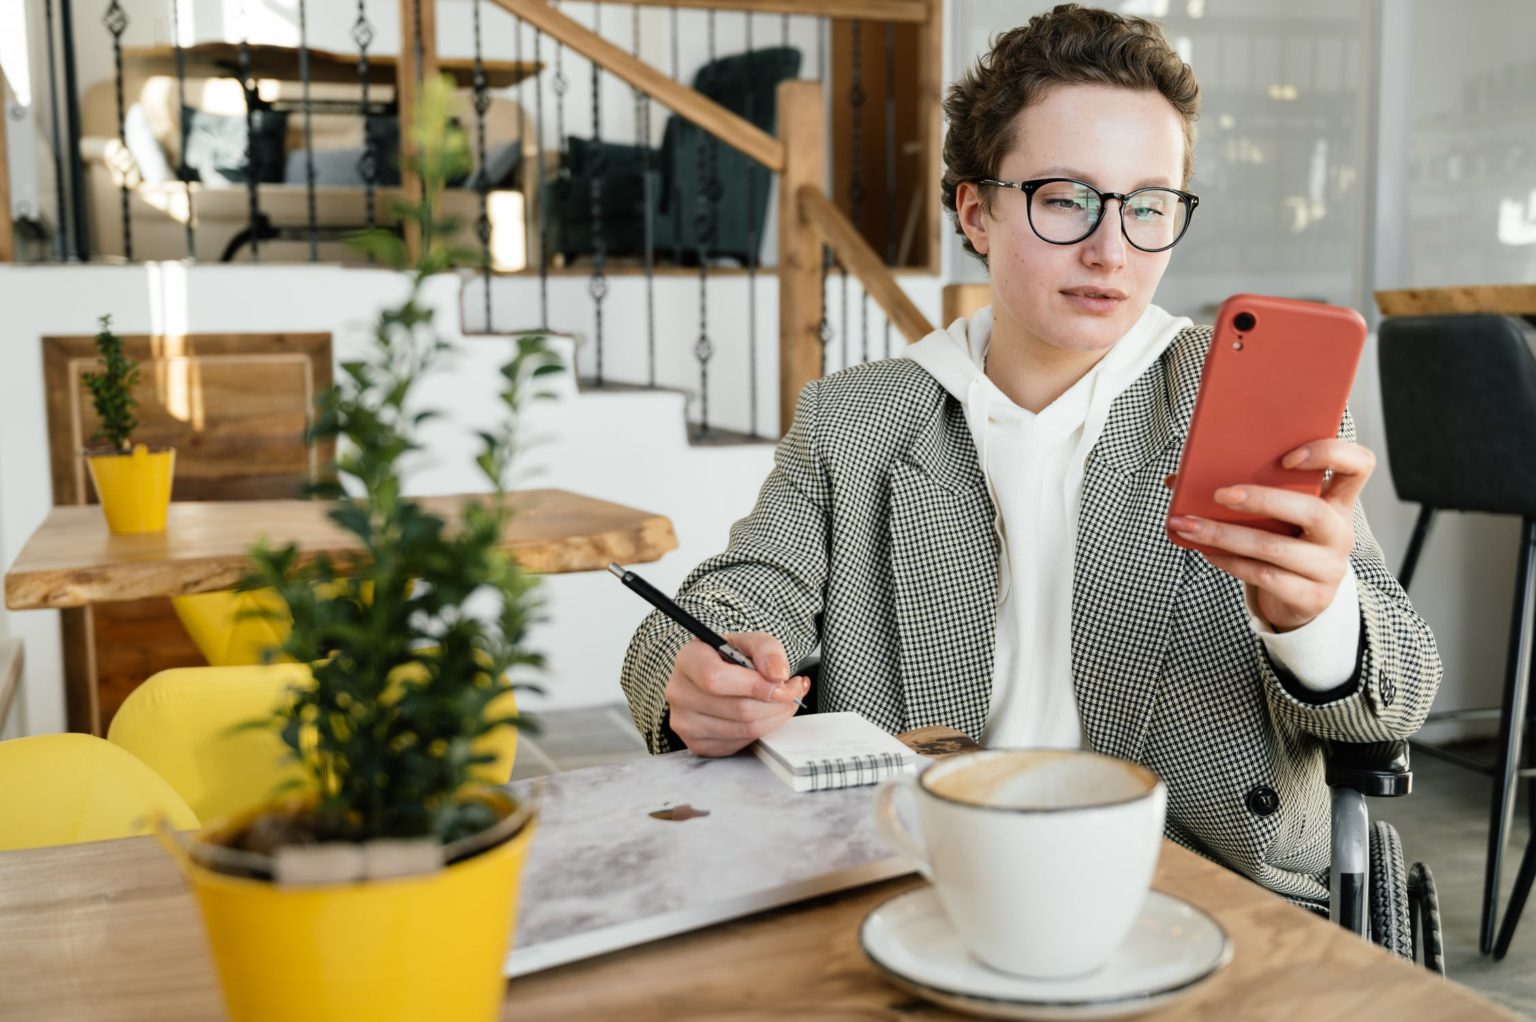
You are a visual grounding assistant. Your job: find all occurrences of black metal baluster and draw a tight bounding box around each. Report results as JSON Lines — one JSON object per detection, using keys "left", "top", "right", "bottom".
{"left": 59, "top": 0, "right": 89, "bottom": 259}
{"left": 589, "top": 1, "right": 607, "bottom": 385}
{"left": 43, "top": 0, "right": 70, "bottom": 259}
{"left": 353, "top": 0, "right": 377, "bottom": 235}
{"left": 169, "top": 0, "right": 194, "bottom": 258}
{"left": 103, "top": 0, "right": 131, "bottom": 260}
{"left": 634, "top": 5, "right": 656, "bottom": 388}
{"left": 238, "top": 2, "right": 260, "bottom": 260}
{"left": 552, "top": 2, "right": 570, "bottom": 322}
{"left": 883, "top": 21, "right": 896, "bottom": 356}
{"left": 553, "top": 12, "right": 567, "bottom": 164}
{"left": 514, "top": 12, "right": 531, "bottom": 290}
{"left": 694, "top": 10, "right": 718, "bottom": 435}
{"left": 472, "top": 0, "right": 492, "bottom": 329}
{"left": 298, "top": 0, "right": 318, "bottom": 262}
{"left": 850, "top": 20, "right": 867, "bottom": 362}
{"left": 744, "top": 12, "right": 759, "bottom": 436}
{"left": 670, "top": 5, "right": 682, "bottom": 267}
{"left": 533, "top": 25, "right": 548, "bottom": 327}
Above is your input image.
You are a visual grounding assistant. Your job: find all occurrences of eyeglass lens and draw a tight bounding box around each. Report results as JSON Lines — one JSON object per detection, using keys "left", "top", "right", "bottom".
{"left": 1029, "top": 180, "right": 1189, "bottom": 251}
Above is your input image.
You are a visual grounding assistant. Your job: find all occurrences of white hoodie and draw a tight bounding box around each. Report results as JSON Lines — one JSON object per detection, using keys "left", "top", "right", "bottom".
{"left": 904, "top": 305, "right": 1360, "bottom": 749}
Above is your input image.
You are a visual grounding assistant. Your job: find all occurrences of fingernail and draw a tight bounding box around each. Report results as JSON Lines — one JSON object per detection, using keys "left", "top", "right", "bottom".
{"left": 1282, "top": 447, "right": 1308, "bottom": 469}
{"left": 1169, "top": 515, "right": 1196, "bottom": 532}
{"left": 1214, "top": 487, "right": 1247, "bottom": 506}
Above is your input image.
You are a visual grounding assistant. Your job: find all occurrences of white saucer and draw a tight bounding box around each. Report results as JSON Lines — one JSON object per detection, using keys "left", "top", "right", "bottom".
{"left": 860, "top": 886, "right": 1231, "bottom": 1021}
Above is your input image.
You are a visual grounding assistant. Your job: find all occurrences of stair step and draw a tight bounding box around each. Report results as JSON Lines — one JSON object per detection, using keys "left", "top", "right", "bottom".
{"left": 687, "top": 423, "right": 771, "bottom": 447}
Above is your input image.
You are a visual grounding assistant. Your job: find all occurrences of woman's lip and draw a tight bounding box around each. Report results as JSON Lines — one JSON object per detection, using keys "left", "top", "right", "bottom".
{"left": 1060, "top": 291, "right": 1125, "bottom": 314}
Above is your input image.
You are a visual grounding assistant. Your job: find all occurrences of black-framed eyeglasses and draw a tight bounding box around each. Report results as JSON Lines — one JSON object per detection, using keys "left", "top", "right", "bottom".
{"left": 975, "top": 177, "right": 1200, "bottom": 253}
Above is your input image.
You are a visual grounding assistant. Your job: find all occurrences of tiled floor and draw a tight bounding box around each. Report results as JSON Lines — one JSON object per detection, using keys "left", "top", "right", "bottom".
{"left": 518, "top": 706, "right": 1536, "bottom": 1017}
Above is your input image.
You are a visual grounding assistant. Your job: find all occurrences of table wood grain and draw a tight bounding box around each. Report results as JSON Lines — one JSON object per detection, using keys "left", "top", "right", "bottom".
{"left": 4, "top": 489, "right": 677, "bottom": 610}
{"left": 1375, "top": 284, "right": 1536, "bottom": 318}
{"left": 0, "top": 807, "right": 1515, "bottom": 1019}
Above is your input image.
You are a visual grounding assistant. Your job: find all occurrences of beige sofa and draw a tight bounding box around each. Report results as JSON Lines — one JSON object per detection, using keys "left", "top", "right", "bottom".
{"left": 81, "top": 72, "right": 541, "bottom": 266}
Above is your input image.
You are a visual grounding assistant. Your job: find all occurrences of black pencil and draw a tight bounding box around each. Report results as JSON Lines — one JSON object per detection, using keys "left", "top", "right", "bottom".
{"left": 608, "top": 563, "right": 806, "bottom": 709}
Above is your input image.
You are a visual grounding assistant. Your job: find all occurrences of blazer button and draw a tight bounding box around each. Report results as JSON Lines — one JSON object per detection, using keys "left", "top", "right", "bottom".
{"left": 1246, "top": 786, "right": 1280, "bottom": 817}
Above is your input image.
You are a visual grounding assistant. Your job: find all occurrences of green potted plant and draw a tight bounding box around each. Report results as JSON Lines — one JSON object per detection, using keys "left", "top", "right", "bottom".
{"left": 81, "top": 316, "right": 175, "bottom": 533}
{"left": 160, "top": 75, "right": 557, "bottom": 1022}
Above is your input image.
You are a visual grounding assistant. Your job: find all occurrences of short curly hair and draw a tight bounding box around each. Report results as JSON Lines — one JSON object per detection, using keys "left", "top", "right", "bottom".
{"left": 941, "top": 4, "right": 1200, "bottom": 265}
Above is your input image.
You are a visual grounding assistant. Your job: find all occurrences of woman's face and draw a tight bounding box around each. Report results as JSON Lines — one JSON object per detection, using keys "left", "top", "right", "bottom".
{"left": 957, "top": 84, "right": 1188, "bottom": 357}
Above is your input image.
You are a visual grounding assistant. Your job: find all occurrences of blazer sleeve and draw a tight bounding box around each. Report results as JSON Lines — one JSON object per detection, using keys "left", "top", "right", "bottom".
{"left": 1257, "top": 408, "right": 1443, "bottom": 741}
{"left": 620, "top": 379, "right": 831, "bottom": 753}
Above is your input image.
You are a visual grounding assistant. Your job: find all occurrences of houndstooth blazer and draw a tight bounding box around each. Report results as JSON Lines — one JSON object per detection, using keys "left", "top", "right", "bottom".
{"left": 620, "top": 325, "right": 1442, "bottom": 903}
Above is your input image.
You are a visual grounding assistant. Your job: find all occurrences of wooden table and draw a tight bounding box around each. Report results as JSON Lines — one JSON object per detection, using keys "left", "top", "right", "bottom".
{"left": 0, "top": 830, "right": 1513, "bottom": 1021}
{"left": 1375, "top": 284, "right": 1536, "bottom": 320}
{"left": 4, "top": 489, "right": 677, "bottom": 611}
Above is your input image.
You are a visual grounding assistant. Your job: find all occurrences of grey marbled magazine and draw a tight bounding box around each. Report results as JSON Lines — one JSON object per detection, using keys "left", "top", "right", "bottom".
{"left": 502, "top": 750, "right": 911, "bottom": 977}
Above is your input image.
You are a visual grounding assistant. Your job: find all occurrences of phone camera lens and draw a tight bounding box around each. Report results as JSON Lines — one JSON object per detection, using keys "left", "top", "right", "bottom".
{"left": 1233, "top": 311, "right": 1257, "bottom": 333}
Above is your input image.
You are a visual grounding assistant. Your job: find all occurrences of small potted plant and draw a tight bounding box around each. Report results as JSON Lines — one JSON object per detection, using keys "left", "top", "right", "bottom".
{"left": 81, "top": 316, "right": 175, "bottom": 533}
{"left": 160, "top": 76, "right": 556, "bottom": 1022}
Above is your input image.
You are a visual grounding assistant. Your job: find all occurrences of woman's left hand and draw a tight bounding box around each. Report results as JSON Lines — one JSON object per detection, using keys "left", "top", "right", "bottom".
{"left": 1168, "top": 439, "right": 1376, "bottom": 632}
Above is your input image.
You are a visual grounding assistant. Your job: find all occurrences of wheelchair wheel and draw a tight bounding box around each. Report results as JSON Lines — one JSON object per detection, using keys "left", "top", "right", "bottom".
{"left": 1408, "top": 862, "right": 1447, "bottom": 976}
{"left": 1369, "top": 821, "right": 1413, "bottom": 960}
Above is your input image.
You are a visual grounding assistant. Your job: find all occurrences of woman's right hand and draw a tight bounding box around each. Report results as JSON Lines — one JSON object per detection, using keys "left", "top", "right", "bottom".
{"left": 665, "top": 631, "right": 810, "bottom": 757}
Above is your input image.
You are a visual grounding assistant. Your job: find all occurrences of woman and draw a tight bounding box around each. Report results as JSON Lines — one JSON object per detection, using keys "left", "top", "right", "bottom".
{"left": 620, "top": 4, "right": 1440, "bottom": 905}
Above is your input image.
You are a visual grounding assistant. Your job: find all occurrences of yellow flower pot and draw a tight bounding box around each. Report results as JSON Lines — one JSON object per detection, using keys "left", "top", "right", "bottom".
{"left": 85, "top": 443, "right": 175, "bottom": 534}
{"left": 170, "top": 796, "right": 535, "bottom": 1022}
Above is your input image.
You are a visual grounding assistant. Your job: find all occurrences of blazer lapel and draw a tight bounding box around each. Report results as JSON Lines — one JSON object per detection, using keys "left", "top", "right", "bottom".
{"left": 1072, "top": 335, "right": 1203, "bottom": 761}
{"left": 887, "top": 396, "right": 999, "bottom": 739}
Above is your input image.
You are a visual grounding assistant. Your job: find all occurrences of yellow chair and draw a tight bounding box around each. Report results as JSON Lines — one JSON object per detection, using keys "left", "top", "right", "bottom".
{"left": 172, "top": 581, "right": 383, "bottom": 668}
{"left": 171, "top": 589, "right": 293, "bottom": 668}
{"left": 0, "top": 733, "right": 199, "bottom": 851}
{"left": 108, "top": 663, "right": 520, "bottom": 826}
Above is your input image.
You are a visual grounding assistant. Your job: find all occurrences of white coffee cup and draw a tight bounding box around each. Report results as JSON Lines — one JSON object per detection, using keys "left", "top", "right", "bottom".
{"left": 874, "top": 748, "right": 1167, "bottom": 978}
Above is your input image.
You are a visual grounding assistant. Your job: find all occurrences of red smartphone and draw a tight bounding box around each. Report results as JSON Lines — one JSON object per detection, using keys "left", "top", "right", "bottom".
{"left": 1167, "top": 294, "right": 1367, "bottom": 556}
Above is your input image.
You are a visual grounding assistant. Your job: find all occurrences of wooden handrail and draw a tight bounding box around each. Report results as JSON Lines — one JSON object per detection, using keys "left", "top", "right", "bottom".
{"left": 489, "top": 0, "right": 784, "bottom": 172}
{"left": 798, "top": 185, "right": 934, "bottom": 344}
{"left": 587, "top": 0, "right": 930, "bottom": 22}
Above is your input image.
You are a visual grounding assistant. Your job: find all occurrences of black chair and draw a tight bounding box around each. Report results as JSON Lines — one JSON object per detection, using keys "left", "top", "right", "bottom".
{"left": 1378, "top": 312, "right": 1536, "bottom": 959}
{"left": 544, "top": 47, "right": 802, "bottom": 267}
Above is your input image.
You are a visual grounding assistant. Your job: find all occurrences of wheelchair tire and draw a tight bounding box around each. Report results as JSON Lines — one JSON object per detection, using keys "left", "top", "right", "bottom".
{"left": 1408, "top": 862, "right": 1447, "bottom": 976}
{"left": 1369, "top": 821, "right": 1413, "bottom": 961}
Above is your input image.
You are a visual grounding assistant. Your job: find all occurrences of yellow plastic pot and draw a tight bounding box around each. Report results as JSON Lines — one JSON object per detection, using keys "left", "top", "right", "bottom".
{"left": 169, "top": 795, "right": 535, "bottom": 1022}
{"left": 86, "top": 443, "right": 175, "bottom": 534}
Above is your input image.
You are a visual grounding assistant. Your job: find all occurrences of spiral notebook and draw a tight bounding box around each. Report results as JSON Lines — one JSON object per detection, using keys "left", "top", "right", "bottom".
{"left": 752, "top": 711, "right": 919, "bottom": 792}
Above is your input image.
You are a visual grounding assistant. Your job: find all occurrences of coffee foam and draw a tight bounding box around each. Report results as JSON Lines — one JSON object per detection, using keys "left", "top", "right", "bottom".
{"left": 926, "top": 750, "right": 1157, "bottom": 810}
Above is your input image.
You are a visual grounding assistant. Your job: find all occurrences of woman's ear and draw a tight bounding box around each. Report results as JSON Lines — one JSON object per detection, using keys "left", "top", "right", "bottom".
{"left": 956, "top": 181, "right": 990, "bottom": 256}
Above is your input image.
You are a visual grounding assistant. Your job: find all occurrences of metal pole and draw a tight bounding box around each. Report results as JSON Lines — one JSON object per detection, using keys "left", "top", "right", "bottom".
{"left": 43, "top": 0, "right": 71, "bottom": 259}
{"left": 59, "top": 0, "right": 90, "bottom": 259}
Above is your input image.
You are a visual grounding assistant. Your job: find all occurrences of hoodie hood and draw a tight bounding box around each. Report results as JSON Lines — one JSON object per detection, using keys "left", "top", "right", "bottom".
{"left": 902, "top": 302, "right": 1191, "bottom": 606}
{"left": 903, "top": 302, "right": 1192, "bottom": 471}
